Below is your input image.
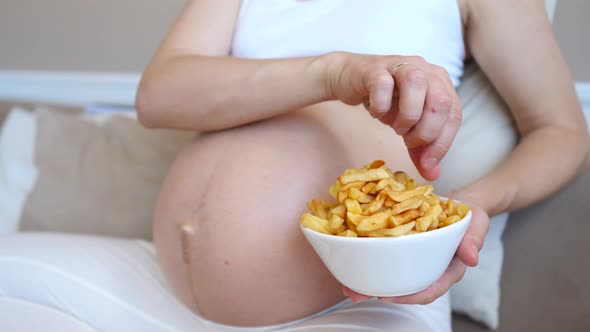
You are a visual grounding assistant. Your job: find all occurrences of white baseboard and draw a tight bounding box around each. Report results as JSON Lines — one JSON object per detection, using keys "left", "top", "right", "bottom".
{"left": 0, "top": 70, "right": 589, "bottom": 111}
{"left": 0, "top": 71, "right": 140, "bottom": 106}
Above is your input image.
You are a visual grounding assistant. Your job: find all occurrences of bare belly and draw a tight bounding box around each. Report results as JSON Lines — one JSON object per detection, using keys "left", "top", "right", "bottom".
{"left": 153, "top": 102, "right": 419, "bottom": 326}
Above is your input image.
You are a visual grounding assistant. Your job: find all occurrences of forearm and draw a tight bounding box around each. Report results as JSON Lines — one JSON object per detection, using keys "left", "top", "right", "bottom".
{"left": 453, "top": 126, "right": 589, "bottom": 216}
{"left": 136, "top": 55, "right": 331, "bottom": 131}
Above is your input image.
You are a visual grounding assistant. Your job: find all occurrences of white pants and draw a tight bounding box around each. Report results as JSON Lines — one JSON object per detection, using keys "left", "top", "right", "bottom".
{"left": 0, "top": 233, "right": 451, "bottom": 332}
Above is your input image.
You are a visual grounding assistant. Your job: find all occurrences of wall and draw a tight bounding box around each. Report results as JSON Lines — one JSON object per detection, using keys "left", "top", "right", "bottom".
{"left": 0, "top": 1, "right": 588, "bottom": 79}
{"left": 0, "top": 0, "right": 588, "bottom": 106}
{"left": 553, "top": 0, "right": 590, "bottom": 82}
{"left": 0, "top": 0, "right": 185, "bottom": 72}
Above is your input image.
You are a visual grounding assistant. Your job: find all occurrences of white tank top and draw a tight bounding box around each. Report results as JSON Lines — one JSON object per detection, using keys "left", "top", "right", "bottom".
{"left": 231, "top": 0, "right": 466, "bottom": 86}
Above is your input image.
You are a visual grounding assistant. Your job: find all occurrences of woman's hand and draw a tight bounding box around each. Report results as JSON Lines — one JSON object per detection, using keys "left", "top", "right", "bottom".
{"left": 323, "top": 52, "right": 462, "bottom": 181}
{"left": 342, "top": 202, "right": 489, "bottom": 304}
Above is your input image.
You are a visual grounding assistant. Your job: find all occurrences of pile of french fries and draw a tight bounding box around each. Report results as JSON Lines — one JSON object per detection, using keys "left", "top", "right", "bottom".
{"left": 300, "top": 160, "right": 470, "bottom": 237}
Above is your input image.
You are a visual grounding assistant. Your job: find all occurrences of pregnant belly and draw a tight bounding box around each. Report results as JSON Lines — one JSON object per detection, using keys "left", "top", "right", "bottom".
{"left": 153, "top": 102, "right": 417, "bottom": 326}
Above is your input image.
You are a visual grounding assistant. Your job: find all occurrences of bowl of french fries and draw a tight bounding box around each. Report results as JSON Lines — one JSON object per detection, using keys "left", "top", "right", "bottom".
{"left": 299, "top": 160, "right": 472, "bottom": 297}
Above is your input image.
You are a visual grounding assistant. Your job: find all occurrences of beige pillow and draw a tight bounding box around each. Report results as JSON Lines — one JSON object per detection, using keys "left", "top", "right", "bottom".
{"left": 19, "top": 107, "right": 194, "bottom": 240}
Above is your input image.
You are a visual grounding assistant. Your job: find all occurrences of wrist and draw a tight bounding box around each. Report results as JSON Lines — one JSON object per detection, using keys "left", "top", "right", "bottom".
{"left": 311, "top": 51, "right": 348, "bottom": 101}
{"left": 449, "top": 176, "right": 516, "bottom": 217}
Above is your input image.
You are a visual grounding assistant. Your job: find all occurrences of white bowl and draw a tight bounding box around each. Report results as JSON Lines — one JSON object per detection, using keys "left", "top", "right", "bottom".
{"left": 300, "top": 205, "right": 472, "bottom": 297}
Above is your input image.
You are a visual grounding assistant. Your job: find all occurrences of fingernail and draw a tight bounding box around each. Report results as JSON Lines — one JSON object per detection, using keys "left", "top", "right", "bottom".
{"left": 471, "top": 243, "right": 479, "bottom": 260}
{"left": 422, "top": 158, "right": 438, "bottom": 170}
{"left": 397, "top": 127, "right": 410, "bottom": 136}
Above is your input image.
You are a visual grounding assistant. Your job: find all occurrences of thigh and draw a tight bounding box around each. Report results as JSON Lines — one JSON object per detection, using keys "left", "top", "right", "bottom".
{"left": 284, "top": 294, "right": 452, "bottom": 332}
{"left": 153, "top": 106, "right": 418, "bottom": 326}
{"left": 0, "top": 233, "right": 451, "bottom": 332}
{"left": 0, "top": 233, "right": 205, "bottom": 332}
{"left": 0, "top": 298, "right": 97, "bottom": 332}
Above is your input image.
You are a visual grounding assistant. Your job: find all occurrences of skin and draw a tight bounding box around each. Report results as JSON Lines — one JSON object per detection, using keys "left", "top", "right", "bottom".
{"left": 137, "top": 0, "right": 590, "bottom": 326}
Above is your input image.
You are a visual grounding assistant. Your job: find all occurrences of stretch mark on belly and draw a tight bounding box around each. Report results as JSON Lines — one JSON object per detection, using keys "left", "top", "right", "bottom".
{"left": 180, "top": 221, "right": 201, "bottom": 310}
{"left": 180, "top": 221, "right": 195, "bottom": 265}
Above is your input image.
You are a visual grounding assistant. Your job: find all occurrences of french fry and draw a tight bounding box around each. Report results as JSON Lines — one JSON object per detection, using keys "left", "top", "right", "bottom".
{"left": 372, "top": 178, "right": 390, "bottom": 193}
{"left": 346, "top": 211, "right": 366, "bottom": 226}
{"left": 428, "top": 219, "right": 440, "bottom": 231}
{"left": 390, "top": 197, "right": 424, "bottom": 215}
{"left": 388, "top": 178, "right": 406, "bottom": 192}
{"left": 389, "top": 209, "right": 420, "bottom": 227}
{"left": 365, "top": 226, "right": 413, "bottom": 237}
{"left": 323, "top": 200, "right": 338, "bottom": 209}
{"left": 362, "top": 191, "right": 387, "bottom": 215}
{"left": 330, "top": 214, "right": 345, "bottom": 229}
{"left": 329, "top": 184, "right": 339, "bottom": 199}
{"left": 443, "top": 215, "right": 461, "bottom": 227}
{"left": 337, "top": 190, "right": 347, "bottom": 204}
{"left": 361, "top": 182, "right": 377, "bottom": 194}
{"left": 338, "top": 229, "right": 358, "bottom": 237}
{"left": 365, "top": 228, "right": 393, "bottom": 237}
{"left": 416, "top": 204, "right": 443, "bottom": 232}
{"left": 367, "top": 160, "right": 385, "bottom": 169}
{"left": 427, "top": 194, "right": 440, "bottom": 206}
{"left": 343, "top": 167, "right": 364, "bottom": 175}
{"left": 338, "top": 168, "right": 390, "bottom": 185}
{"left": 444, "top": 198, "right": 455, "bottom": 215}
{"left": 329, "top": 205, "right": 346, "bottom": 218}
{"left": 344, "top": 198, "right": 363, "bottom": 214}
{"left": 357, "top": 210, "right": 392, "bottom": 232}
{"left": 383, "top": 185, "right": 433, "bottom": 203}
{"left": 373, "top": 178, "right": 405, "bottom": 193}
{"left": 456, "top": 203, "right": 470, "bottom": 218}
{"left": 300, "top": 213, "right": 332, "bottom": 234}
{"left": 337, "top": 181, "right": 365, "bottom": 204}
{"left": 349, "top": 187, "right": 374, "bottom": 203}
{"left": 345, "top": 218, "right": 357, "bottom": 233}
{"left": 301, "top": 160, "right": 471, "bottom": 238}
{"left": 389, "top": 221, "right": 417, "bottom": 237}
{"left": 338, "top": 181, "right": 365, "bottom": 191}
{"left": 418, "top": 201, "right": 430, "bottom": 216}
{"left": 393, "top": 171, "right": 409, "bottom": 184}
{"left": 307, "top": 199, "right": 329, "bottom": 219}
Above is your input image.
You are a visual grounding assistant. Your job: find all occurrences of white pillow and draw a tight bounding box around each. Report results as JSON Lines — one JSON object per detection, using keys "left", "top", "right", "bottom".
{"left": 0, "top": 108, "right": 38, "bottom": 234}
